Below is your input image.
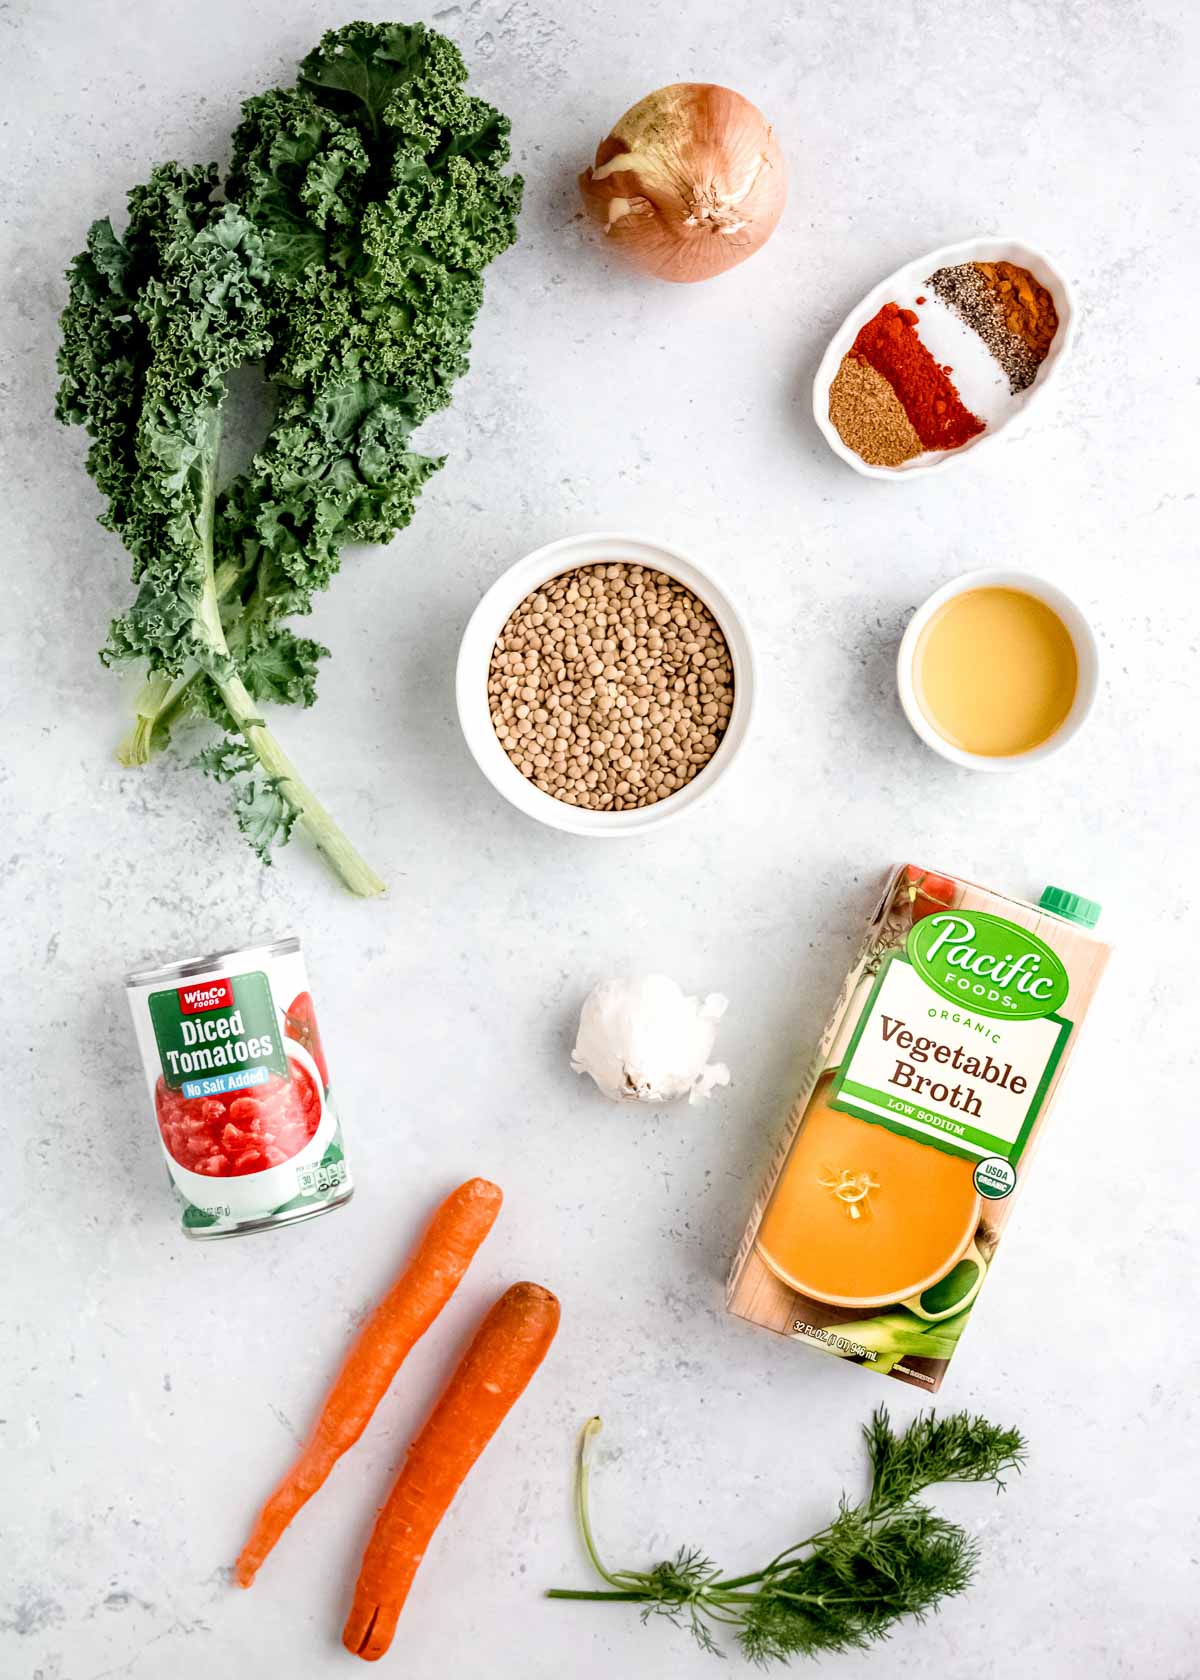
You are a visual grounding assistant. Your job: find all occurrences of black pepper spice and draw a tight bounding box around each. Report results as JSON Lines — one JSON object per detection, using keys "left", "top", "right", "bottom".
{"left": 926, "top": 265, "right": 1043, "bottom": 393}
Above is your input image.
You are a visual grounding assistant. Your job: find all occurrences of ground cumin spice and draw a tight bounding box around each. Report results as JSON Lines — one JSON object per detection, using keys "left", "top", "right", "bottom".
{"left": 827, "top": 355, "right": 922, "bottom": 467}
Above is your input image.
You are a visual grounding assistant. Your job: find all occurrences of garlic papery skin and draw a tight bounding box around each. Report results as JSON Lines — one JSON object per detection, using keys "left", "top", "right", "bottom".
{"left": 571, "top": 975, "right": 731, "bottom": 1105}
{"left": 579, "top": 83, "right": 786, "bottom": 283}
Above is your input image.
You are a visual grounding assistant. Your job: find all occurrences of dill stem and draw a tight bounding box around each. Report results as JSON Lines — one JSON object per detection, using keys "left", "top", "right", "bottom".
{"left": 573, "top": 1418, "right": 629, "bottom": 1591}
{"left": 710, "top": 1531, "right": 824, "bottom": 1592}
{"left": 704, "top": 1573, "right": 762, "bottom": 1592}
{"left": 545, "top": 1588, "right": 648, "bottom": 1601}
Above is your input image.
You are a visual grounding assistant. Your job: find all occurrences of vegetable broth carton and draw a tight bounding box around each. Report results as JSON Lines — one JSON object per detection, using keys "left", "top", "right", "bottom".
{"left": 727, "top": 865, "right": 1110, "bottom": 1391}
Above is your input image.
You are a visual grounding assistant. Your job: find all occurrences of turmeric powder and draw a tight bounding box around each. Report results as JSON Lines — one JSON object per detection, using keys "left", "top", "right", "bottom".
{"left": 927, "top": 261, "right": 1060, "bottom": 394}
{"left": 972, "top": 261, "right": 1058, "bottom": 360}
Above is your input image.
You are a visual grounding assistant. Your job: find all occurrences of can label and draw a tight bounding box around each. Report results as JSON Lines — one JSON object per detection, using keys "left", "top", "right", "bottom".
{"left": 150, "top": 972, "right": 288, "bottom": 1094}
{"left": 126, "top": 941, "right": 352, "bottom": 1237}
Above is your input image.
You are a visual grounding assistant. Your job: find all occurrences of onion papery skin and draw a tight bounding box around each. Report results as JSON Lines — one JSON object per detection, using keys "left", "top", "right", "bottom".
{"left": 579, "top": 83, "right": 786, "bottom": 283}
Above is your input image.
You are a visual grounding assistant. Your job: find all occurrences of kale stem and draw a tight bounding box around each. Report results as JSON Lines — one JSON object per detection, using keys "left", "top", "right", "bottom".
{"left": 191, "top": 407, "right": 384, "bottom": 897}
{"left": 116, "top": 560, "right": 242, "bottom": 766}
{"left": 217, "top": 672, "right": 385, "bottom": 896}
{"left": 117, "top": 669, "right": 196, "bottom": 766}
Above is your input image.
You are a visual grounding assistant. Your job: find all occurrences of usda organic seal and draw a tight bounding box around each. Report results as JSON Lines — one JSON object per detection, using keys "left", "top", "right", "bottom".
{"left": 973, "top": 1156, "right": 1017, "bottom": 1200}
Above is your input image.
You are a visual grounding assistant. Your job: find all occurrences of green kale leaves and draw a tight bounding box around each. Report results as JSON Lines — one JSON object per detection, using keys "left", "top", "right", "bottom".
{"left": 56, "top": 22, "right": 522, "bottom": 894}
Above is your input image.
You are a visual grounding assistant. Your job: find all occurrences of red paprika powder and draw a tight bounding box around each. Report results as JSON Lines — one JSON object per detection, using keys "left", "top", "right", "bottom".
{"left": 850, "top": 302, "right": 984, "bottom": 451}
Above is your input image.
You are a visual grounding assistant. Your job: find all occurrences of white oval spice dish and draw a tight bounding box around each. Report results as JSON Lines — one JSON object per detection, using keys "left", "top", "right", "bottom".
{"left": 456, "top": 533, "right": 756, "bottom": 836}
{"left": 813, "top": 237, "right": 1075, "bottom": 481}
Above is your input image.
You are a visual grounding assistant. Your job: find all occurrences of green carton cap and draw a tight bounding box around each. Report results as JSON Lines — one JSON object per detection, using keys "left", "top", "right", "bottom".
{"left": 1039, "top": 886, "right": 1101, "bottom": 928}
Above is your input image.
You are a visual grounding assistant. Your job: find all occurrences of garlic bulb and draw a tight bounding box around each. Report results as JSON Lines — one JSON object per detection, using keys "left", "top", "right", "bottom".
{"left": 571, "top": 975, "right": 730, "bottom": 1105}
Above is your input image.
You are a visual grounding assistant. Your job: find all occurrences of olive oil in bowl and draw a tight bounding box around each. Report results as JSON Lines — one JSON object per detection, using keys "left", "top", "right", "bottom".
{"left": 896, "top": 570, "right": 1098, "bottom": 770}
{"left": 915, "top": 586, "right": 1077, "bottom": 756}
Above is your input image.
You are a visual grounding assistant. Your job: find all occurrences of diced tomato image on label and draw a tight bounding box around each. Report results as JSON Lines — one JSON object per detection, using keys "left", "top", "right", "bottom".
{"left": 283, "top": 990, "right": 330, "bottom": 1089}
{"left": 902, "top": 865, "right": 957, "bottom": 924}
{"left": 155, "top": 1058, "right": 321, "bottom": 1177}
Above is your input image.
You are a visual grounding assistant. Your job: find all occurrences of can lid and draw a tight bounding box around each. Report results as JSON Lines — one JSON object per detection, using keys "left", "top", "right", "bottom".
{"left": 124, "top": 934, "right": 300, "bottom": 987}
{"left": 1038, "top": 886, "right": 1101, "bottom": 928}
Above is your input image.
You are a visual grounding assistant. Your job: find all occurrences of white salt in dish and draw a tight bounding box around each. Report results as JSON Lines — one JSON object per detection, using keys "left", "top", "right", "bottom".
{"left": 813, "top": 237, "right": 1075, "bottom": 481}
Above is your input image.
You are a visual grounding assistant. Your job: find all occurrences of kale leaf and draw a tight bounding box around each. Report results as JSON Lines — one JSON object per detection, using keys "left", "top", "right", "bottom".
{"left": 56, "top": 22, "right": 522, "bottom": 893}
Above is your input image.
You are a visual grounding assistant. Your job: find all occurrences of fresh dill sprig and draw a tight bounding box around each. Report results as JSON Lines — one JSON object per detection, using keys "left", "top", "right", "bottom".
{"left": 864, "top": 1407, "right": 1025, "bottom": 1513}
{"left": 546, "top": 1408, "right": 1025, "bottom": 1666}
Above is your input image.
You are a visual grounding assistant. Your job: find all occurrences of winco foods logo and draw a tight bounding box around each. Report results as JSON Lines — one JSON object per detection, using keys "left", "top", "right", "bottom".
{"left": 177, "top": 979, "right": 234, "bottom": 1015}
{"left": 906, "top": 911, "right": 1070, "bottom": 1021}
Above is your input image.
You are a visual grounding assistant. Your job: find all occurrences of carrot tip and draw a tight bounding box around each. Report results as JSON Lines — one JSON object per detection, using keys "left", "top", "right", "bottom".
{"left": 343, "top": 1602, "right": 384, "bottom": 1661}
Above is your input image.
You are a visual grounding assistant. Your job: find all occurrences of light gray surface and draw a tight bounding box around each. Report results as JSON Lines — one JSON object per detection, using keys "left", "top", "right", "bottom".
{"left": 2, "top": 1, "right": 1198, "bottom": 1676}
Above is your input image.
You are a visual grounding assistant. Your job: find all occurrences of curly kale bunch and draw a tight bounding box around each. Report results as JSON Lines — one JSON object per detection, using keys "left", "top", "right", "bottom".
{"left": 56, "top": 23, "right": 522, "bottom": 894}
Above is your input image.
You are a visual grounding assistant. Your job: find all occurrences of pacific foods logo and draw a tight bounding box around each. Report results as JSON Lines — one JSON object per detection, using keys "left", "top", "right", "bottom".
{"left": 906, "top": 911, "right": 1070, "bottom": 1021}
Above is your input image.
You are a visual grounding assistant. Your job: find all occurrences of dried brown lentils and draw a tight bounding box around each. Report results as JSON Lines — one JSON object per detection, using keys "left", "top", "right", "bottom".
{"left": 488, "top": 563, "right": 734, "bottom": 811}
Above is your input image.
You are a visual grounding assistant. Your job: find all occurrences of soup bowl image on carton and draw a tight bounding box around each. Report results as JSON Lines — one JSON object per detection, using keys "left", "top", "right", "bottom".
{"left": 727, "top": 867, "right": 1110, "bottom": 1391}
{"left": 755, "top": 1077, "right": 988, "bottom": 1323}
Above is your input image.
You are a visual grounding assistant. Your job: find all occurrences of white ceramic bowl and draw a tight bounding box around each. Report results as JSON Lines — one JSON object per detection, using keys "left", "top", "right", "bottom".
{"left": 456, "top": 533, "right": 756, "bottom": 834}
{"left": 814, "top": 236, "right": 1076, "bottom": 480}
{"left": 896, "top": 569, "right": 1099, "bottom": 771}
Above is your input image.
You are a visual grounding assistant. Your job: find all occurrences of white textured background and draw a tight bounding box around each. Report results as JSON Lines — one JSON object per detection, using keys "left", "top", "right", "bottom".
{"left": 3, "top": 1, "right": 1198, "bottom": 1676}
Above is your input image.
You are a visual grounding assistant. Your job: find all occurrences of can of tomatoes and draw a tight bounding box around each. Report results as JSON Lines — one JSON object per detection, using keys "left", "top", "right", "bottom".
{"left": 124, "top": 936, "right": 353, "bottom": 1239}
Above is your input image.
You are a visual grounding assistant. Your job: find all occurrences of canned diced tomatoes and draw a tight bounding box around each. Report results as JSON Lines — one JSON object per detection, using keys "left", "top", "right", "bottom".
{"left": 125, "top": 936, "right": 353, "bottom": 1239}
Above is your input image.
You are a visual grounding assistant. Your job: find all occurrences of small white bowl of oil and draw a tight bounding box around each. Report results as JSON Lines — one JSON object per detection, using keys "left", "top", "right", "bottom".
{"left": 897, "top": 570, "right": 1099, "bottom": 771}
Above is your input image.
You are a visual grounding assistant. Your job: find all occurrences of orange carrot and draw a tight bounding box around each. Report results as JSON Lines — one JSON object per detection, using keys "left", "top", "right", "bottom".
{"left": 342, "top": 1280, "right": 561, "bottom": 1661}
{"left": 235, "top": 1177, "right": 503, "bottom": 1588}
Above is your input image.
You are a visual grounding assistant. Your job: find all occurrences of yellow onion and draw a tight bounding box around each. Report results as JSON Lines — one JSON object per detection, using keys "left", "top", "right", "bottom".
{"left": 579, "top": 83, "right": 786, "bottom": 284}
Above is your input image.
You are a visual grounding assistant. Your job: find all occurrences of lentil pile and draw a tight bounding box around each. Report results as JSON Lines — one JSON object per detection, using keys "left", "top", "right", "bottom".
{"left": 927, "top": 261, "right": 1058, "bottom": 393}
{"left": 488, "top": 564, "right": 734, "bottom": 810}
{"left": 828, "top": 301, "right": 985, "bottom": 467}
